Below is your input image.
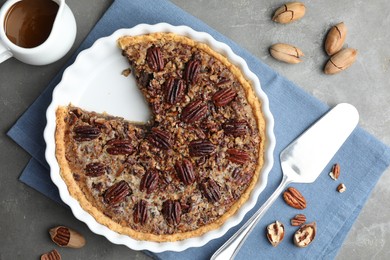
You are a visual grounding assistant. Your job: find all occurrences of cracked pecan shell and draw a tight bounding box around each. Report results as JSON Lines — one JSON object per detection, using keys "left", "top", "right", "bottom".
{"left": 162, "top": 199, "right": 182, "bottom": 226}
{"left": 146, "top": 45, "right": 164, "bottom": 71}
{"left": 133, "top": 200, "right": 148, "bottom": 226}
{"left": 189, "top": 139, "right": 216, "bottom": 157}
{"left": 148, "top": 128, "right": 173, "bottom": 150}
{"left": 164, "top": 77, "right": 186, "bottom": 105}
{"left": 49, "top": 226, "right": 86, "bottom": 248}
{"left": 181, "top": 100, "right": 208, "bottom": 123}
{"left": 73, "top": 125, "right": 101, "bottom": 141}
{"left": 175, "top": 159, "right": 195, "bottom": 185}
{"left": 140, "top": 170, "right": 159, "bottom": 194}
{"left": 212, "top": 87, "right": 237, "bottom": 106}
{"left": 294, "top": 222, "right": 316, "bottom": 247}
{"left": 104, "top": 180, "right": 131, "bottom": 206}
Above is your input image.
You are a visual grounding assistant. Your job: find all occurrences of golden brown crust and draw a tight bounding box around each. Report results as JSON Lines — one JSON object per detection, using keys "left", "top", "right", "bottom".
{"left": 55, "top": 32, "right": 265, "bottom": 242}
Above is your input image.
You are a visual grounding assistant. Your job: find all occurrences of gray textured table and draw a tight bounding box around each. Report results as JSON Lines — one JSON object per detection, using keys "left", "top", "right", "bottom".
{"left": 1, "top": 0, "right": 389, "bottom": 259}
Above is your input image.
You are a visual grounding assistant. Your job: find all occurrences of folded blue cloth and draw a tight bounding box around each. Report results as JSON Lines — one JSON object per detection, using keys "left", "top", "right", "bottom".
{"left": 7, "top": 0, "right": 390, "bottom": 259}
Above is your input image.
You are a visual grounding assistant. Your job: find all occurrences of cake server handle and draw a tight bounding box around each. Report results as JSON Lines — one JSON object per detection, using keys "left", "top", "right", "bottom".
{"left": 210, "top": 174, "right": 292, "bottom": 260}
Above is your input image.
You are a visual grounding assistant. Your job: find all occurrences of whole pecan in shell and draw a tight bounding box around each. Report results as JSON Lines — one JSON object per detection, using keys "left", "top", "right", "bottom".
{"left": 283, "top": 187, "right": 306, "bottom": 209}
{"left": 200, "top": 178, "right": 221, "bottom": 203}
{"left": 146, "top": 46, "right": 164, "bottom": 71}
{"left": 104, "top": 180, "right": 131, "bottom": 206}
{"left": 189, "top": 139, "right": 216, "bottom": 157}
{"left": 164, "top": 77, "right": 186, "bottom": 105}
{"left": 85, "top": 162, "right": 106, "bottom": 177}
{"left": 140, "top": 170, "right": 159, "bottom": 194}
{"left": 106, "top": 139, "right": 134, "bottom": 155}
{"left": 181, "top": 100, "right": 208, "bottom": 123}
{"left": 175, "top": 159, "right": 195, "bottom": 185}
{"left": 148, "top": 128, "right": 173, "bottom": 150}
{"left": 162, "top": 199, "right": 182, "bottom": 225}
{"left": 212, "top": 87, "right": 237, "bottom": 106}
{"left": 73, "top": 125, "right": 101, "bottom": 141}
{"left": 226, "top": 148, "right": 250, "bottom": 164}
{"left": 133, "top": 200, "right": 148, "bottom": 225}
{"left": 223, "top": 120, "right": 249, "bottom": 137}
{"left": 183, "top": 59, "right": 201, "bottom": 84}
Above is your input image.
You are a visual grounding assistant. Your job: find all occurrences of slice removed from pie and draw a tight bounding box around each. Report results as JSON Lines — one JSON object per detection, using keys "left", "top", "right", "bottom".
{"left": 55, "top": 32, "right": 265, "bottom": 242}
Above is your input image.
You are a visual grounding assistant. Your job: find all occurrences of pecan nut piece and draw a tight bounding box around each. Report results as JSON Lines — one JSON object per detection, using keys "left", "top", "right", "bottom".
{"left": 291, "top": 214, "right": 307, "bottom": 226}
{"left": 41, "top": 249, "right": 61, "bottom": 260}
{"left": 189, "top": 139, "right": 216, "bottom": 157}
{"left": 162, "top": 199, "right": 182, "bottom": 225}
{"left": 164, "top": 77, "right": 186, "bottom": 105}
{"left": 329, "top": 163, "right": 340, "bottom": 180}
{"left": 266, "top": 221, "right": 285, "bottom": 247}
{"left": 200, "top": 178, "right": 221, "bottom": 203}
{"left": 133, "top": 200, "right": 148, "bottom": 226}
{"left": 148, "top": 128, "right": 173, "bottom": 150}
{"left": 106, "top": 139, "right": 133, "bottom": 155}
{"left": 140, "top": 170, "right": 159, "bottom": 194}
{"left": 104, "top": 180, "right": 131, "bottom": 206}
{"left": 175, "top": 159, "right": 195, "bottom": 185}
{"left": 181, "top": 100, "right": 208, "bottom": 123}
{"left": 212, "top": 87, "right": 237, "bottom": 106}
{"left": 49, "top": 226, "right": 86, "bottom": 248}
{"left": 227, "top": 148, "right": 250, "bottom": 164}
{"left": 146, "top": 45, "right": 164, "bottom": 71}
{"left": 283, "top": 187, "right": 306, "bottom": 209}
{"left": 223, "top": 120, "right": 249, "bottom": 137}
{"left": 183, "top": 59, "right": 201, "bottom": 84}
{"left": 294, "top": 222, "right": 316, "bottom": 248}
{"left": 73, "top": 125, "right": 101, "bottom": 141}
{"left": 337, "top": 183, "right": 346, "bottom": 193}
{"left": 85, "top": 162, "right": 106, "bottom": 177}
{"left": 232, "top": 168, "right": 252, "bottom": 185}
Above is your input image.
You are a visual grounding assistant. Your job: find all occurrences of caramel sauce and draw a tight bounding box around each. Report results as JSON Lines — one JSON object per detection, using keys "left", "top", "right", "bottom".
{"left": 4, "top": 0, "right": 59, "bottom": 48}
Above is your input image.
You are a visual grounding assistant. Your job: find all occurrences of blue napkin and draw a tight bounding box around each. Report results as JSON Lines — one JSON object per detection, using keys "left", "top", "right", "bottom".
{"left": 8, "top": 0, "right": 390, "bottom": 259}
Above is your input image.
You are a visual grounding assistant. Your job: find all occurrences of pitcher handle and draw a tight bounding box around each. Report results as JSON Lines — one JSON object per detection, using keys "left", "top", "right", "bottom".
{"left": 0, "top": 39, "right": 13, "bottom": 63}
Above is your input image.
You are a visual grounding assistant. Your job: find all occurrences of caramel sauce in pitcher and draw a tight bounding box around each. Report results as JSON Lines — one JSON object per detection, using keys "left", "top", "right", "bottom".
{"left": 4, "top": 0, "right": 59, "bottom": 48}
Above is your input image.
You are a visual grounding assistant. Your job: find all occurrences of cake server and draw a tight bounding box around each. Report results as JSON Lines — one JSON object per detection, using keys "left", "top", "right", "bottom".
{"left": 211, "top": 103, "right": 359, "bottom": 260}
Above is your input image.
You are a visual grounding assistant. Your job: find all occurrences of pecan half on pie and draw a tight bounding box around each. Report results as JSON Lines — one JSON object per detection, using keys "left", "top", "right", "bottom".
{"left": 55, "top": 32, "right": 265, "bottom": 242}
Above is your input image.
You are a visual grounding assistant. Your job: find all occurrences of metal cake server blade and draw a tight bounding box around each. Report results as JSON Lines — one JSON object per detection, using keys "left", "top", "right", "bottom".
{"left": 211, "top": 103, "right": 359, "bottom": 260}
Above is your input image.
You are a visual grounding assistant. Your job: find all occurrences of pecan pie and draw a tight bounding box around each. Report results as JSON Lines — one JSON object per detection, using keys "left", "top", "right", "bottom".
{"left": 55, "top": 32, "right": 265, "bottom": 242}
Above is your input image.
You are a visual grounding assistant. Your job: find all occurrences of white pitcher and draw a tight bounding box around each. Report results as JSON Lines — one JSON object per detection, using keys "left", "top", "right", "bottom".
{"left": 0, "top": 0, "right": 76, "bottom": 65}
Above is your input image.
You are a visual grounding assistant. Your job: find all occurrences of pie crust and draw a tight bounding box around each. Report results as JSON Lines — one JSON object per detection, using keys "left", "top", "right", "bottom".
{"left": 55, "top": 32, "right": 265, "bottom": 242}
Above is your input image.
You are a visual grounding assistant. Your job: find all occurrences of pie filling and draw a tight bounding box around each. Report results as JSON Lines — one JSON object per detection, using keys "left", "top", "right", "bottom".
{"left": 55, "top": 32, "right": 265, "bottom": 241}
